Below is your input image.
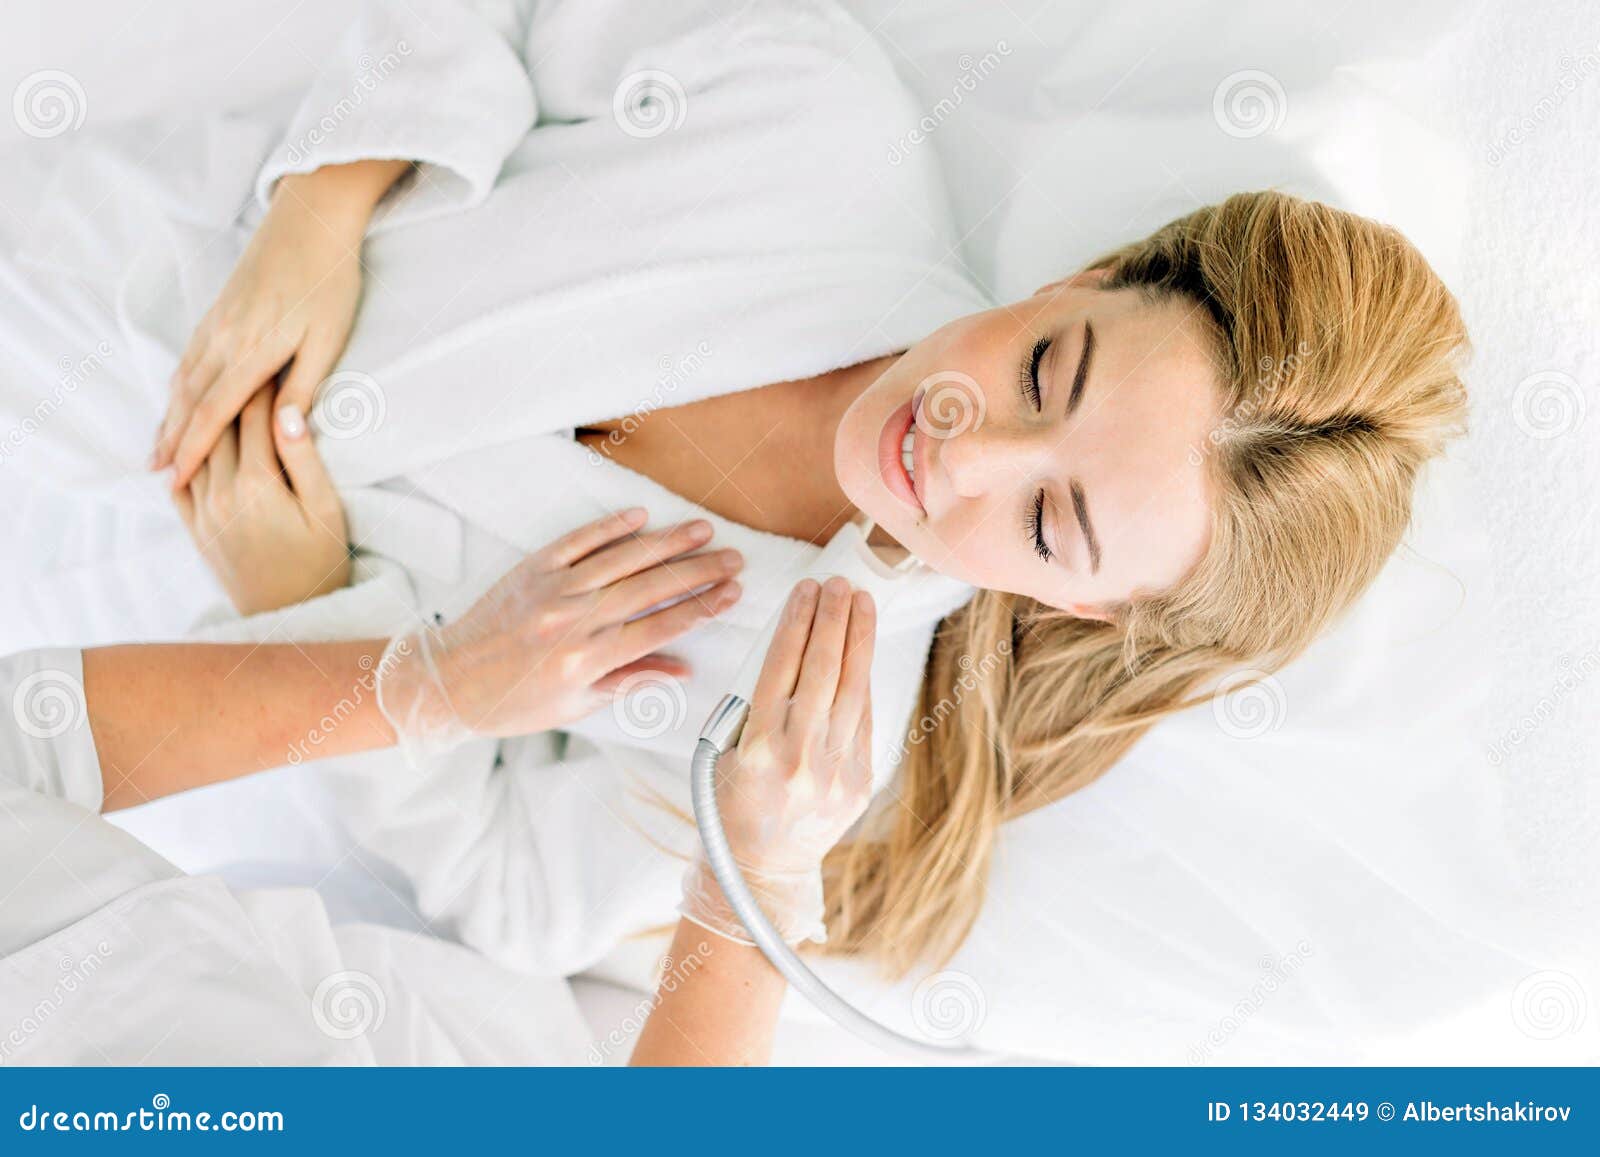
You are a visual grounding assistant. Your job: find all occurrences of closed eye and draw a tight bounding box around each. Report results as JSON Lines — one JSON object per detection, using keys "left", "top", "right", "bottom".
{"left": 1024, "top": 488, "right": 1051, "bottom": 562}
{"left": 1018, "top": 336, "right": 1049, "bottom": 411}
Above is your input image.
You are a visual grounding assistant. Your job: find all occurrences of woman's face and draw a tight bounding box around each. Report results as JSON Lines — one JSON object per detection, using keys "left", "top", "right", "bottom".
{"left": 834, "top": 274, "right": 1221, "bottom": 615}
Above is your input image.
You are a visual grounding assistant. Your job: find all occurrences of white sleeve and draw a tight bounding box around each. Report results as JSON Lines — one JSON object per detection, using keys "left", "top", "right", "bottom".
{"left": 326, "top": 732, "right": 692, "bottom": 976}
{"left": 0, "top": 648, "right": 102, "bottom": 809}
{"left": 255, "top": 0, "right": 541, "bottom": 224}
{"left": 0, "top": 649, "right": 179, "bottom": 955}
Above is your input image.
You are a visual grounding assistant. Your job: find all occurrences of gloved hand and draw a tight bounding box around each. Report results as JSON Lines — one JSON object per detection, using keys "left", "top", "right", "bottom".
{"left": 681, "top": 576, "right": 877, "bottom": 946}
{"left": 376, "top": 509, "right": 742, "bottom": 762}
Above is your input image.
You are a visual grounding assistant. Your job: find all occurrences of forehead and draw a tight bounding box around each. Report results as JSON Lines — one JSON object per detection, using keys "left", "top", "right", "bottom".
{"left": 1056, "top": 291, "right": 1220, "bottom": 599}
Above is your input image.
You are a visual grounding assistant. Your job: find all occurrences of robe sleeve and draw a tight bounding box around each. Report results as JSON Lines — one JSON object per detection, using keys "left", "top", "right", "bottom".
{"left": 322, "top": 731, "right": 694, "bottom": 977}
{"left": 255, "top": 0, "right": 541, "bottom": 224}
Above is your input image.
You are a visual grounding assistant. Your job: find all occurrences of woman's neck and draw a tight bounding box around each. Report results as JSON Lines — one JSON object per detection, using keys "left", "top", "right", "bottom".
{"left": 577, "top": 354, "right": 899, "bottom": 546}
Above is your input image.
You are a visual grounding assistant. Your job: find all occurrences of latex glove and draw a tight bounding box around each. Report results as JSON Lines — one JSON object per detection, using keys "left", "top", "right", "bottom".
{"left": 376, "top": 509, "right": 743, "bottom": 762}
{"left": 173, "top": 386, "right": 350, "bottom": 615}
{"left": 681, "top": 576, "right": 876, "bottom": 946}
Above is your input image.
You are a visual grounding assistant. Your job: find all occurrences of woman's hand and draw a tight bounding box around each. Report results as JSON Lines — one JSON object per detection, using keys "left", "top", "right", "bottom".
{"left": 376, "top": 509, "right": 745, "bottom": 759}
{"left": 680, "top": 576, "right": 877, "bottom": 945}
{"left": 174, "top": 387, "right": 351, "bottom": 617}
{"left": 151, "top": 160, "right": 409, "bottom": 488}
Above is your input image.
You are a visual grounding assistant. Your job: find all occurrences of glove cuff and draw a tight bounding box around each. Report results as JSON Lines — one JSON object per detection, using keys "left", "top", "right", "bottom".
{"left": 678, "top": 858, "right": 826, "bottom": 948}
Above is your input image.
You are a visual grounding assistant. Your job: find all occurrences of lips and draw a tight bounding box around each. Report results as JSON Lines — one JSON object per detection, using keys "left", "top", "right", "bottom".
{"left": 877, "top": 399, "right": 924, "bottom": 514}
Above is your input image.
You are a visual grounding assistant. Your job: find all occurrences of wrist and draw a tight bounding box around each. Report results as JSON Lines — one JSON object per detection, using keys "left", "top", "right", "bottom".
{"left": 679, "top": 857, "right": 826, "bottom": 947}
{"left": 273, "top": 160, "right": 407, "bottom": 237}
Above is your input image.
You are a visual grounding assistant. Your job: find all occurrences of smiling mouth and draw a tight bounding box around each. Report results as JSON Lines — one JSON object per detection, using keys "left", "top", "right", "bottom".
{"left": 877, "top": 398, "right": 924, "bottom": 514}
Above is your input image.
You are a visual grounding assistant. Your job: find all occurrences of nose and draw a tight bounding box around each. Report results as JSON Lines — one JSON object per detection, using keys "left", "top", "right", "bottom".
{"left": 937, "top": 420, "right": 1049, "bottom": 499}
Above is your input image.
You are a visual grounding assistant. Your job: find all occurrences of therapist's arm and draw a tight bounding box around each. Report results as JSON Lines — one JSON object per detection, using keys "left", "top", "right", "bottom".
{"left": 84, "top": 640, "right": 393, "bottom": 812}
{"left": 629, "top": 919, "right": 786, "bottom": 1067}
{"left": 631, "top": 579, "right": 877, "bottom": 1066}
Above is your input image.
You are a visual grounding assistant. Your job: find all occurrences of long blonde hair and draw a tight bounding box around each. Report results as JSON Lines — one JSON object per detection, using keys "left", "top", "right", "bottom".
{"left": 822, "top": 190, "right": 1470, "bottom": 974}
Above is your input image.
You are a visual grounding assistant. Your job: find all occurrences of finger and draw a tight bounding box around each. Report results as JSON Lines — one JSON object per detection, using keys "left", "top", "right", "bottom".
{"left": 171, "top": 481, "right": 196, "bottom": 531}
{"left": 789, "top": 576, "right": 853, "bottom": 728}
{"left": 751, "top": 579, "right": 822, "bottom": 716}
{"left": 533, "top": 508, "right": 649, "bottom": 571}
{"left": 188, "top": 459, "right": 213, "bottom": 516}
{"left": 171, "top": 338, "right": 291, "bottom": 488}
{"left": 153, "top": 347, "right": 224, "bottom": 470}
{"left": 601, "top": 579, "right": 742, "bottom": 669}
{"left": 589, "top": 654, "right": 692, "bottom": 697}
{"left": 237, "top": 387, "right": 277, "bottom": 476}
{"left": 825, "top": 589, "right": 876, "bottom": 752}
{"left": 273, "top": 400, "right": 343, "bottom": 525}
{"left": 276, "top": 334, "right": 342, "bottom": 416}
{"left": 206, "top": 420, "right": 240, "bottom": 489}
{"left": 591, "top": 548, "right": 743, "bottom": 624}
{"left": 565, "top": 519, "right": 714, "bottom": 591}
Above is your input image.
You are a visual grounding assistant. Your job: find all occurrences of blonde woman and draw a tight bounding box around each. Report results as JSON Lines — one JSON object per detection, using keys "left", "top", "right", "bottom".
{"left": 2, "top": 0, "right": 1466, "bottom": 990}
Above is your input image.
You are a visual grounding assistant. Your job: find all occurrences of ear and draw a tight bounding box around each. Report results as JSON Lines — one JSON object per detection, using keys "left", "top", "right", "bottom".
{"left": 1034, "top": 267, "right": 1110, "bottom": 299}
{"left": 1059, "top": 601, "right": 1114, "bottom": 623}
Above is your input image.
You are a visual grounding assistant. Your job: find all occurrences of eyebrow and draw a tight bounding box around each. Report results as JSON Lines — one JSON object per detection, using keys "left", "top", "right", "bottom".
{"left": 1061, "top": 321, "right": 1100, "bottom": 574}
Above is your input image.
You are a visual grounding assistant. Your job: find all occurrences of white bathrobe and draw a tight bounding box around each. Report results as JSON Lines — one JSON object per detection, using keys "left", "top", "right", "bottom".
{"left": 0, "top": 0, "right": 988, "bottom": 975}
{"left": 0, "top": 648, "right": 591, "bottom": 1065}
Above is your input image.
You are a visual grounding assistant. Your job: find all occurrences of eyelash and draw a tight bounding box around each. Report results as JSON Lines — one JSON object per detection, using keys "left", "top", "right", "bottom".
{"left": 1019, "top": 336, "right": 1052, "bottom": 562}
{"left": 1018, "top": 336, "right": 1049, "bottom": 411}
{"left": 1024, "top": 489, "right": 1052, "bottom": 562}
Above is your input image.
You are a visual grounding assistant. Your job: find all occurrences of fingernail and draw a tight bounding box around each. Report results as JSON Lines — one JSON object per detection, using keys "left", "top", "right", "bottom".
{"left": 276, "top": 405, "right": 306, "bottom": 440}
{"left": 686, "top": 519, "right": 712, "bottom": 540}
{"left": 853, "top": 590, "right": 875, "bottom": 614}
{"left": 719, "top": 549, "right": 744, "bottom": 571}
{"left": 717, "top": 581, "right": 742, "bottom": 606}
{"left": 823, "top": 575, "right": 851, "bottom": 599}
{"left": 621, "top": 506, "right": 647, "bottom": 525}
